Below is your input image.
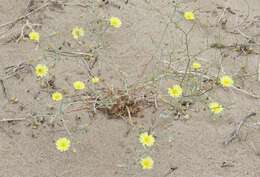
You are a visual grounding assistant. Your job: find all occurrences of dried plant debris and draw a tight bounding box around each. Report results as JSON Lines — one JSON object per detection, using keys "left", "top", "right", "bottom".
{"left": 85, "top": 88, "right": 155, "bottom": 119}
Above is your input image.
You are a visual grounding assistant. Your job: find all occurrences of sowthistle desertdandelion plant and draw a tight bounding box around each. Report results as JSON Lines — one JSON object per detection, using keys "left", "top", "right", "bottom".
{"left": 72, "top": 26, "right": 85, "bottom": 40}
{"left": 220, "top": 75, "right": 234, "bottom": 87}
{"left": 209, "top": 102, "right": 223, "bottom": 114}
{"left": 91, "top": 76, "right": 100, "bottom": 84}
{"left": 139, "top": 132, "right": 155, "bottom": 147}
{"left": 140, "top": 156, "right": 154, "bottom": 170}
{"left": 29, "top": 31, "right": 40, "bottom": 42}
{"left": 192, "top": 62, "right": 201, "bottom": 71}
{"left": 184, "top": 11, "right": 195, "bottom": 21}
{"left": 73, "top": 81, "right": 85, "bottom": 90}
{"left": 56, "top": 137, "right": 71, "bottom": 152}
{"left": 110, "top": 17, "right": 122, "bottom": 28}
{"left": 168, "top": 85, "right": 183, "bottom": 98}
{"left": 52, "top": 92, "right": 63, "bottom": 101}
{"left": 35, "top": 64, "right": 48, "bottom": 78}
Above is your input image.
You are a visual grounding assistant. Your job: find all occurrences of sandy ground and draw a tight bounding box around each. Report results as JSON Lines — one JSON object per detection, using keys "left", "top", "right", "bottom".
{"left": 0, "top": 0, "right": 260, "bottom": 177}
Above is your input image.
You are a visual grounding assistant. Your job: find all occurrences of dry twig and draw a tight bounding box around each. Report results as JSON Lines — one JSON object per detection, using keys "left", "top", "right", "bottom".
{"left": 0, "top": 118, "right": 26, "bottom": 122}
{"left": 224, "top": 112, "right": 256, "bottom": 145}
{"left": 0, "top": 2, "right": 49, "bottom": 28}
{"left": 0, "top": 79, "right": 7, "bottom": 98}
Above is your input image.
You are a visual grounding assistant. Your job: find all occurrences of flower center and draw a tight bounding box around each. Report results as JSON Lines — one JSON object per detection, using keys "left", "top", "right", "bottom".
{"left": 144, "top": 137, "right": 150, "bottom": 143}
{"left": 224, "top": 80, "right": 230, "bottom": 84}
{"left": 143, "top": 161, "right": 150, "bottom": 166}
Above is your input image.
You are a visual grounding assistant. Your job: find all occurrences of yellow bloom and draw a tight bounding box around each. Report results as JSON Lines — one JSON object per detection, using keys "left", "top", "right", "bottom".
{"left": 91, "top": 77, "right": 100, "bottom": 84}
{"left": 56, "top": 137, "right": 71, "bottom": 152}
{"left": 29, "top": 31, "right": 40, "bottom": 42}
{"left": 52, "top": 92, "right": 63, "bottom": 101}
{"left": 110, "top": 17, "right": 122, "bottom": 28}
{"left": 139, "top": 132, "right": 155, "bottom": 147}
{"left": 209, "top": 102, "right": 223, "bottom": 114}
{"left": 35, "top": 64, "right": 48, "bottom": 77}
{"left": 184, "top": 11, "right": 195, "bottom": 21}
{"left": 140, "top": 156, "right": 154, "bottom": 170}
{"left": 220, "top": 75, "right": 234, "bottom": 87}
{"left": 168, "top": 85, "right": 183, "bottom": 98}
{"left": 192, "top": 62, "right": 201, "bottom": 70}
{"left": 72, "top": 26, "right": 85, "bottom": 39}
{"left": 73, "top": 81, "right": 85, "bottom": 90}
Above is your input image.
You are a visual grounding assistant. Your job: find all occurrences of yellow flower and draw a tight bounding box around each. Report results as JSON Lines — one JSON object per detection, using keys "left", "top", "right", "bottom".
{"left": 139, "top": 132, "right": 155, "bottom": 147}
{"left": 72, "top": 26, "right": 85, "bottom": 39}
{"left": 73, "top": 81, "right": 85, "bottom": 90}
{"left": 29, "top": 31, "right": 40, "bottom": 42}
{"left": 35, "top": 64, "right": 48, "bottom": 77}
{"left": 110, "top": 17, "right": 122, "bottom": 28}
{"left": 52, "top": 92, "right": 63, "bottom": 101}
{"left": 56, "top": 137, "right": 71, "bottom": 152}
{"left": 209, "top": 102, "right": 223, "bottom": 114}
{"left": 192, "top": 62, "right": 201, "bottom": 70}
{"left": 220, "top": 75, "right": 234, "bottom": 87}
{"left": 168, "top": 85, "right": 183, "bottom": 98}
{"left": 91, "top": 77, "right": 100, "bottom": 84}
{"left": 140, "top": 156, "right": 154, "bottom": 170}
{"left": 184, "top": 11, "right": 195, "bottom": 21}
{"left": 91, "top": 76, "right": 100, "bottom": 84}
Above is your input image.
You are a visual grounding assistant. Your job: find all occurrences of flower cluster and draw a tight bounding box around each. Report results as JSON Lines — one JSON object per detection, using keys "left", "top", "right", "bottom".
{"left": 139, "top": 132, "right": 155, "bottom": 170}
